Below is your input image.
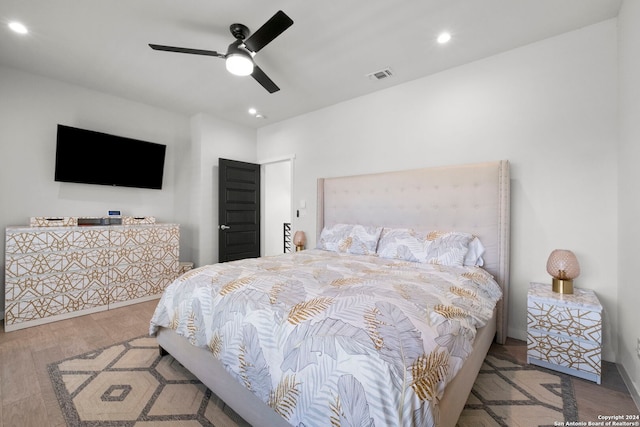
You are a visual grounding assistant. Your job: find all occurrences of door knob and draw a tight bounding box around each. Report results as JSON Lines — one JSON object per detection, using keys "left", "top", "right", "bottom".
{"left": 220, "top": 225, "right": 231, "bottom": 230}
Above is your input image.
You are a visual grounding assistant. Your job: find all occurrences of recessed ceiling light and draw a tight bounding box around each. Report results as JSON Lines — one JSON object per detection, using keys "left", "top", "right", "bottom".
{"left": 8, "top": 21, "right": 28, "bottom": 35}
{"left": 248, "top": 107, "right": 267, "bottom": 119}
{"left": 437, "top": 32, "right": 451, "bottom": 44}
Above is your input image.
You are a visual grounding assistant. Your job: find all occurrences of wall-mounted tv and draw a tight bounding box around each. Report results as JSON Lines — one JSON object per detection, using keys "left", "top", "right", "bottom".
{"left": 54, "top": 124, "right": 167, "bottom": 190}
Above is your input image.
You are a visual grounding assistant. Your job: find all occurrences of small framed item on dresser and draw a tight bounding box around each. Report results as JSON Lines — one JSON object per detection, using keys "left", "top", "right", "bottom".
{"left": 527, "top": 282, "right": 603, "bottom": 384}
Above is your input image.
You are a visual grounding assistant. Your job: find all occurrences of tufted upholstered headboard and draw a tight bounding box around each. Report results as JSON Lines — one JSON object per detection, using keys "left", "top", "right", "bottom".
{"left": 316, "top": 160, "right": 510, "bottom": 344}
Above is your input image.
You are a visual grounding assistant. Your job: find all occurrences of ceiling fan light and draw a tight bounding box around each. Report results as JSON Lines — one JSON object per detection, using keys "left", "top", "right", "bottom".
{"left": 225, "top": 40, "right": 254, "bottom": 76}
{"left": 226, "top": 53, "right": 254, "bottom": 76}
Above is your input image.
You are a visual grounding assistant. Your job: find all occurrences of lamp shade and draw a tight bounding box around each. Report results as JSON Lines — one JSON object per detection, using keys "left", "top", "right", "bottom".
{"left": 546, "top": 249, "right": 580, "bottom": 279}
{"left": 293, "top": 231, "right": 306, "bottom": 246}
{"left": 546, "top": 249, "right": 580, "bottom": 294}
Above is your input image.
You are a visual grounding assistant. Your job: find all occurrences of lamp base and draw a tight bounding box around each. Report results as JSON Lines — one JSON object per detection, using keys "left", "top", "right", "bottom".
{"left": 552, "top": 278, "right": 574, "bottom": 294}
{"left": 295, "top": 245, "right": 304, "bottom": 252}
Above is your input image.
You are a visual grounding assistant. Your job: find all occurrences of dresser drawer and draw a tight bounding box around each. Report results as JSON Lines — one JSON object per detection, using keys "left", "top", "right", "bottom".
{"left": 109, "top": 275, "right": 175, "bottom": 305}
{"left": 4, "top": 287, "right": 109, "bottom": 327}
{"left": 5, "top": 248, "right": 111, "bottom": 279}
{"left": 5, "top": 268, "right": 110, "bottom": 301}
{"left": 109, "top": 259, "right": 179, "bottom": 285}
{"left": 109, "top": 225, "right": 179, "bottom": 247}
{"left": 527, "top": 300, "right": 602, "bottom": 344}
{"left": 528, "top": 330, "right": 601, "bottom": 377}
{"left": 110, "top": 244, "right": 179, "bottom": 265}
{"left": 5, "top": 228, "right": 110, "bottom": 254}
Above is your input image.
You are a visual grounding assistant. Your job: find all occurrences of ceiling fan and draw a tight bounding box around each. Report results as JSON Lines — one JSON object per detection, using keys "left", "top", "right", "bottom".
{"left": 149, "top": 10, "right": 293, "bottom": 93}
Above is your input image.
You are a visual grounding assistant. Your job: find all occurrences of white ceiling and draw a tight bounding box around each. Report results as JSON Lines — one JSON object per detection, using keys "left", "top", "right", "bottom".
{"left": 0, "top": 0, "right": 622, "bottom": 129}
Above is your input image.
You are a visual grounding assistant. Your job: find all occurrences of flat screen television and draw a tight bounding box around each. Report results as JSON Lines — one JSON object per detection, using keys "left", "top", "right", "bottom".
{"left": 54, "top": 124, "right": 167, "bottom": 190}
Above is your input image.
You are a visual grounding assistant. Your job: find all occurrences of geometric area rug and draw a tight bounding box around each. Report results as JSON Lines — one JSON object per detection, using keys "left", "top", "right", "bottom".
{"left": 457, "top": 354, "right": 578, "bottom": 427}
{"left": 48, "top": 336, "right": 578, "bottom": 427}
{"left": 48, "top": 336, "right": 250, "bottom": 427}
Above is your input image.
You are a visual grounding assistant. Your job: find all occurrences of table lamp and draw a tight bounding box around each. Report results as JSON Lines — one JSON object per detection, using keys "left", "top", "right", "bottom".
{"left": 293, "top": 231, "right": 306, "bottom": 251}
{"left": 546, "top": 249, "right": 580, "bottom": 294}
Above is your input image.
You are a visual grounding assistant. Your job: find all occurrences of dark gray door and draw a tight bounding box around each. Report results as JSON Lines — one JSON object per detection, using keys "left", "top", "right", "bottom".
{"left": 218, "top": 158, "right": 260, "bottom": 262}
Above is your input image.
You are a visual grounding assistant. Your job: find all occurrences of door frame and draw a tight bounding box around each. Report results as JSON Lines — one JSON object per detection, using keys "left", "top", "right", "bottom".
{"left": 259, "top": 155, "right": 295, "bottom": 256}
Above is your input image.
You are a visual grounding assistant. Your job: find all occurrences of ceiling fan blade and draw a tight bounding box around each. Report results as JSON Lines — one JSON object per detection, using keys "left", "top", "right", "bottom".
{"left": 149, "top": 44, "right": 224, "bottom": 58}
{"left": 244, "top": 10, "right": 293, "bottom": 53}
{"left": 251, "top": 65, "right": 280, "bottom": 93}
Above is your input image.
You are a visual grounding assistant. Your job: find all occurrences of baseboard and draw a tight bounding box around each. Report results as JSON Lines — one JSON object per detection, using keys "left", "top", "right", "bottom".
{"left": 618, "top": 363, "right": 640, "bottom": 411}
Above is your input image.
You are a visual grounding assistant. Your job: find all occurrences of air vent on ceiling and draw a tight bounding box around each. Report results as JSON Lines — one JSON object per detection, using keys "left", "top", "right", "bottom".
{"left": 366, "top": 67, "right": 394, "bottom": 81}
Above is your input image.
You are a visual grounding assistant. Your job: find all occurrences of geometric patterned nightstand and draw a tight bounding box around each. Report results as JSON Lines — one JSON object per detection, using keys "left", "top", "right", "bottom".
{"left": 527, "top": 282, "right": 603, "bottom": 384}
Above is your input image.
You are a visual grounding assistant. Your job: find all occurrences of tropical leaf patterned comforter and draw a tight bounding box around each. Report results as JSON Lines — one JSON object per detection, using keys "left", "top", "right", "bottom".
{"left": 149, "top": 249, "right": 502, "bottom": 427}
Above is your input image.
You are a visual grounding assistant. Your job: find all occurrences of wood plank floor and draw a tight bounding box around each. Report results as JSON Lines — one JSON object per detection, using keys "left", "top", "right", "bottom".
{"left": 0, "top": 301, "right": 157, "bottom": 427}
{"left": 0, "top": 300, "right": 638, "bottom": 426}
{"left": 491, "top": 338, "right": 640, "bottom": 423}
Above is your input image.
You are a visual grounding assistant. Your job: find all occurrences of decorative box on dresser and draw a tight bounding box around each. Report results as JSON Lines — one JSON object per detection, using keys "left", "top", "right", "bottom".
{"left": 527, "top": 282, "right": 603, "bottom": 384}
{"left": 4, "top": 219, "right": 180, "bottom": 332}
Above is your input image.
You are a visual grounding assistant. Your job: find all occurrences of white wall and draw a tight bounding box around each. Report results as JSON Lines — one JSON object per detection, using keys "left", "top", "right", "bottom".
{"left": 0, "top": 64, "right": 191, "bottom": 313}
{"left": 258, "top": 20, "right": 619, "bottom": 361}
{"left": 189, "top": 113, "right": 257, "bottom": 266}
{"left": 617, "top": 0, "right": 640, "bottom": 405}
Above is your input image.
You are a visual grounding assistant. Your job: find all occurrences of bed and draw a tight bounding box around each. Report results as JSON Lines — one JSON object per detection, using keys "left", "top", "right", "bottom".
{"left": 150, "top": 160, "right": 510, "bottom": 427}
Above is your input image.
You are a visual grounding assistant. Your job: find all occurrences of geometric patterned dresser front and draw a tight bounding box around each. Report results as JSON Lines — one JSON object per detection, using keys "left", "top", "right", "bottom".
{"left": 527, "top": 282, "right": 603, "bottom": 384}
{"left": 108, "top": 224, "right": 180, "bottom": 307}
{"left": 4, "top": 226, "right": 111, "bottom": 330}
{"left": 4, "top": 223, "right": 181, "bottom": 332}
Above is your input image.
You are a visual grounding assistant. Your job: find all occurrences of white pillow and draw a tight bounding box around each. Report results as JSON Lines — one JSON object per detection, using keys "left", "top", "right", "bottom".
{"left": 463, "top": 236, "right": 485, "bottom": 266}
{"left": 377, "top": 228, "right": 480, "bottom": 267}
{"left": 317, "top": 223, "right": 352, "bottom": 252}
{"left": 317, "top": 223, "right": 382, "bottom": 255}
{"left": 377, "top": 228, "right": 425, "bottom": 262}
{"left": 423, "top": 231, "right": 473, "bottom": 266}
